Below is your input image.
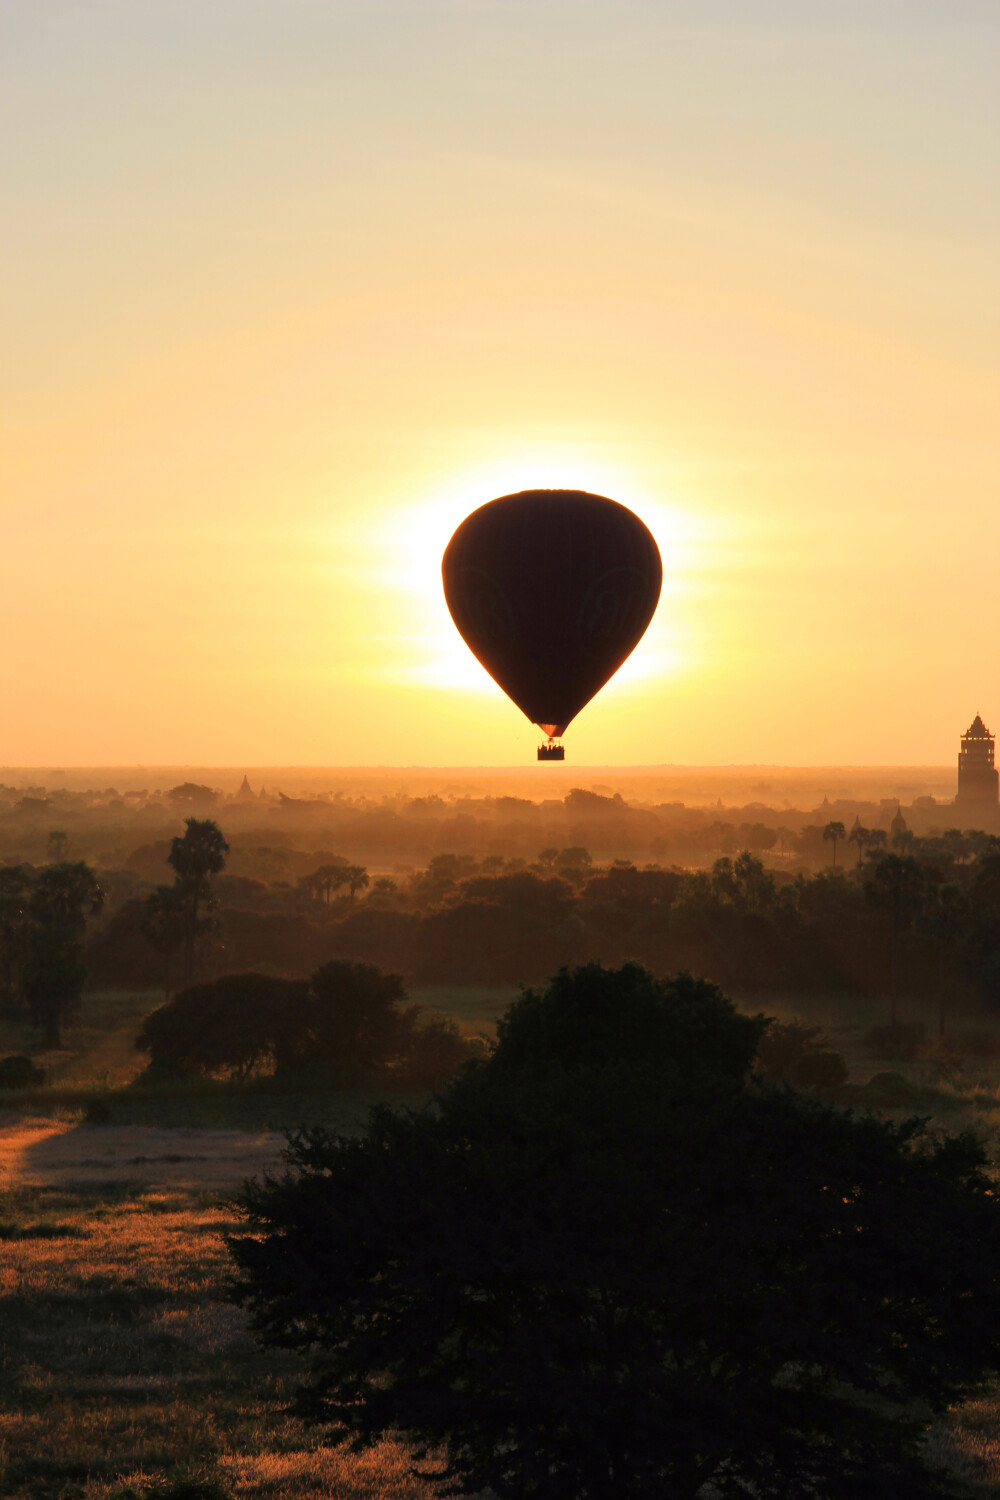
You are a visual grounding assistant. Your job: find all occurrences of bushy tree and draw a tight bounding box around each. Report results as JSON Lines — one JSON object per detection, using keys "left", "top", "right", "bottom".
{"left": 136, "top": 973, "right": 309, "bottom": 1079}
{"left": 230, "top": 962, "right": 1000, "bottom": 1497}
{"left": 306, "top": 959, "right": 409, "bottom": 1071}
{"left": 136, "top": 961, "right": 472, "bottom": 1086}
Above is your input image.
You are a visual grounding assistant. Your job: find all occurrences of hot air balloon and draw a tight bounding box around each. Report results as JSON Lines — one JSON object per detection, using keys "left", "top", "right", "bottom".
{"left": 442, "top": 489, "right": 662, "bottom": 760}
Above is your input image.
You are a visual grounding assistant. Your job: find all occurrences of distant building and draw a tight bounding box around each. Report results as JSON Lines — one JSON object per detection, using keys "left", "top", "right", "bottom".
{"left": 956, "top": 715, "right": 999, "bottom": 810}
{"left": 235, "top": 774, "right": 256, "bottom": 802}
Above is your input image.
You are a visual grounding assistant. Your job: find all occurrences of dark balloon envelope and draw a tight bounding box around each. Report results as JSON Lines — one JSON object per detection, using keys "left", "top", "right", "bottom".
{"left": 442, "top": 489, "right": 662, "bottom": 742}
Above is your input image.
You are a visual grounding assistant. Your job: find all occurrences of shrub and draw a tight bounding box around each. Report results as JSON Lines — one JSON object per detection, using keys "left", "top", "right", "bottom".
{"left": 755, "top": 1017, "right": 849, "bottom": 1090}
{"left": 0, "top": 1054, "right": 45, "bottom": 1090}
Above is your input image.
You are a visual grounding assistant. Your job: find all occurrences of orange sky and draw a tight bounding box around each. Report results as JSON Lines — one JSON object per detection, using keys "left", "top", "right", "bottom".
{"left": 2, "top": 2, "right": 998, "bottom": 766}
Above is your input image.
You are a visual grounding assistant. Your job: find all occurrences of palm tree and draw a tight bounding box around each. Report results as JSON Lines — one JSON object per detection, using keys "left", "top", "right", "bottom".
{"left": 848, "top": 823, "right": 871, "bottom": 870}
{"left": 822, "top": 821, "right": 846, "bottom": 867}
{"left": 345, "top": 865, "right": 370, "bottom": 900}
{"left": 167, "top": 818, "right": 229, "bottom": 986}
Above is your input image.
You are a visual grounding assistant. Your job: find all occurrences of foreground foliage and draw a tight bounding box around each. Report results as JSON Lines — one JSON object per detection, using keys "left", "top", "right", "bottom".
{"left": 231, "top": 962, "right": 1000, "bottom": 1499}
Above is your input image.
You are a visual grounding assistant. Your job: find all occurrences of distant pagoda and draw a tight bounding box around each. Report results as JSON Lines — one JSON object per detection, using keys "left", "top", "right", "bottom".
{"left": 956, "top": 715, "right": 999, "bottom": 809}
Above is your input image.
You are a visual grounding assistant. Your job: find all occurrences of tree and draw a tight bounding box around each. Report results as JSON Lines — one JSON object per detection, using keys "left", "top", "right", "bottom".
{"left": 136, "top": 973, "right": 309, "bottom": 1079}
{"left": 822, "top": 820, "right": 846, "bottom": 867}
{"left": 135, "top": 962, "right": 470, "bottom": 1086}
{"left": 848, "top": 823, "right": 870, "bottom": 870}
{"left": 343, "top": 864, "right": 370, "bottom": 901}
{"left": 46, "top": 830, "right": 68, "bottom": 862}
{"left": 865, "top": 854, "right": 924, "bottom": 1022}
{"left": 140, "top": 884, "right": 189, "bottom": 997}
{"left": 297, "top": 862, "right": 350, "bottom": 906}
{"left": 0, "top": 865, "right": 33, "bottom": 1017}
{"left": 230, "top": 962, "right": 1000, "bottom": 1498}
{"left": 167, "top": 818, "right": 229, "bottom": 986}
{"left": 306, "top": 959, "right": 410, "bottom": 1070}
{"left": 167, "top": 782, "right": 219, "bottom": 807}
{"left": 23, "top": 862, "right": 103, "bottom": 1048}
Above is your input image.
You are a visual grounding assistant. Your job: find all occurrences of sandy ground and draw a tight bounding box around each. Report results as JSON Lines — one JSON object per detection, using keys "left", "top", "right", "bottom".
{"left": 0, "top": 1117, "right": 288, "bottom": 1191}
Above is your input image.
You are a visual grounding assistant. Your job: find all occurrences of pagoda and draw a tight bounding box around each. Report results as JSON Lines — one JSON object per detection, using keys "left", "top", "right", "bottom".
{"left": 956, "top": 715, "right": 999, "bottom": 809}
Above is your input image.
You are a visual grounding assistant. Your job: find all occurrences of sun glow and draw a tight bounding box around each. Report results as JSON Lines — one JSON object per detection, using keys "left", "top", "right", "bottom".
{"left": 366, "top": 447, "right": 709, "bottom": 707}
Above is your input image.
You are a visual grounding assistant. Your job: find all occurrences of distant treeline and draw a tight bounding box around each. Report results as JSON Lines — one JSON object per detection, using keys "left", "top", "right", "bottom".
{"left": 1, "top": 779, "right": 988, "bottom": 871}
{"left": 72, "top": 832, "right": 1000, "bottom": 1011}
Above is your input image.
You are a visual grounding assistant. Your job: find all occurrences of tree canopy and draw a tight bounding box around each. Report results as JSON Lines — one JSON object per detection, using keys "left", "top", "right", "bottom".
{"left": 229, "top": 962, "right": 1000, "bottom": 1498}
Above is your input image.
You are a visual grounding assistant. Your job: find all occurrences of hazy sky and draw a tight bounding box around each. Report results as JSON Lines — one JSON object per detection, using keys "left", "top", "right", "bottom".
{"left": 2, "top": 1, "right": 997, "bottom": 766}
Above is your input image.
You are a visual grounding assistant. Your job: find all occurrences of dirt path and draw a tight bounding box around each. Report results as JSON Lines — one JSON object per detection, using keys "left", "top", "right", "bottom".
{"left": 0, "top": 1117, "right": 287, "bottom": 1191}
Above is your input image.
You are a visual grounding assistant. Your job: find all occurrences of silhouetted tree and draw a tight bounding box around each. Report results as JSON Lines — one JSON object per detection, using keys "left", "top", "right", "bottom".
{"left": 137, "top": 973, "right": 309, "bottom": 1079}
{"left": 168, "top": 818, "right": 229, "bottom": 986}
{"left": 848, "top": 823, "right": 871, "bottom": 870}
{"left": 916, "top": 882, "right": 967, "bottom": 1036}
{"left": 822, "top": 820, "right": 846, "bottom": 867}
{"left": 0, "top": 865, "right": 33, "bottom": 1017}
{"left": 46, "top": 830, "right": 68, "bottom": 862}
{"left": 23, "top": 862, "right": 103, "bottom": 1048}
{"left": 297, "top": 862, "right": 350, "bottom": 905}
{"left": 140, "top": 884, "right": 189, "bottom": 997}
{"left": 306, "top": 959, "right": 409, "bottom": 1071}
{"left": 167, "top": 782, "right": 219, "bottom": 807}
{"left": 865, "top": 854, "right": 924, "bottom": 1022}
{"left": 343, "top": 864, "right": 370, "bottom": 900}
{"left": 230, "top": 962, "right": 1000, "bottom": 1499}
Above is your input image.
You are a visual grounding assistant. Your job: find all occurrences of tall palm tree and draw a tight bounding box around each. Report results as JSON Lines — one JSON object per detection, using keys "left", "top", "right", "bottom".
{"left": 848, "top": 823, "right": 871, "bottom": 870}
{"left": 822, "top": 821, "right": 846, "bottom": 867}
{"left": 167, "top": 818, "right": 229, "bottom": 986}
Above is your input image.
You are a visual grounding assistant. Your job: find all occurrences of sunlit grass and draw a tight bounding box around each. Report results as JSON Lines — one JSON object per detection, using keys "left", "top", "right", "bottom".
{"left": 0, "top": 1181, "right": 460, "bottom": 1499}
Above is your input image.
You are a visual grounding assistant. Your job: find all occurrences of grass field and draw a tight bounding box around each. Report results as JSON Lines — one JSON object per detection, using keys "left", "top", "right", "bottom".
{"left": 0, "top": 1170, "right": 462, "bottom": 1500}
{"left": 3, "top": 984, "right": 1000, "bottom": 1496}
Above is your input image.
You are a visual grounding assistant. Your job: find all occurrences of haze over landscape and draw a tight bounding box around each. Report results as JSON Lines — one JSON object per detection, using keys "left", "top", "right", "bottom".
{"left": 4, "top": 5, "right": 1000, "bottom": 1499}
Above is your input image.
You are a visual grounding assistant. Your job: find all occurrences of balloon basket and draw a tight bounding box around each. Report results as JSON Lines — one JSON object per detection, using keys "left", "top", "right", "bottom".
{"left": 537, "top": 743, "right": 565, "bottom": 761}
